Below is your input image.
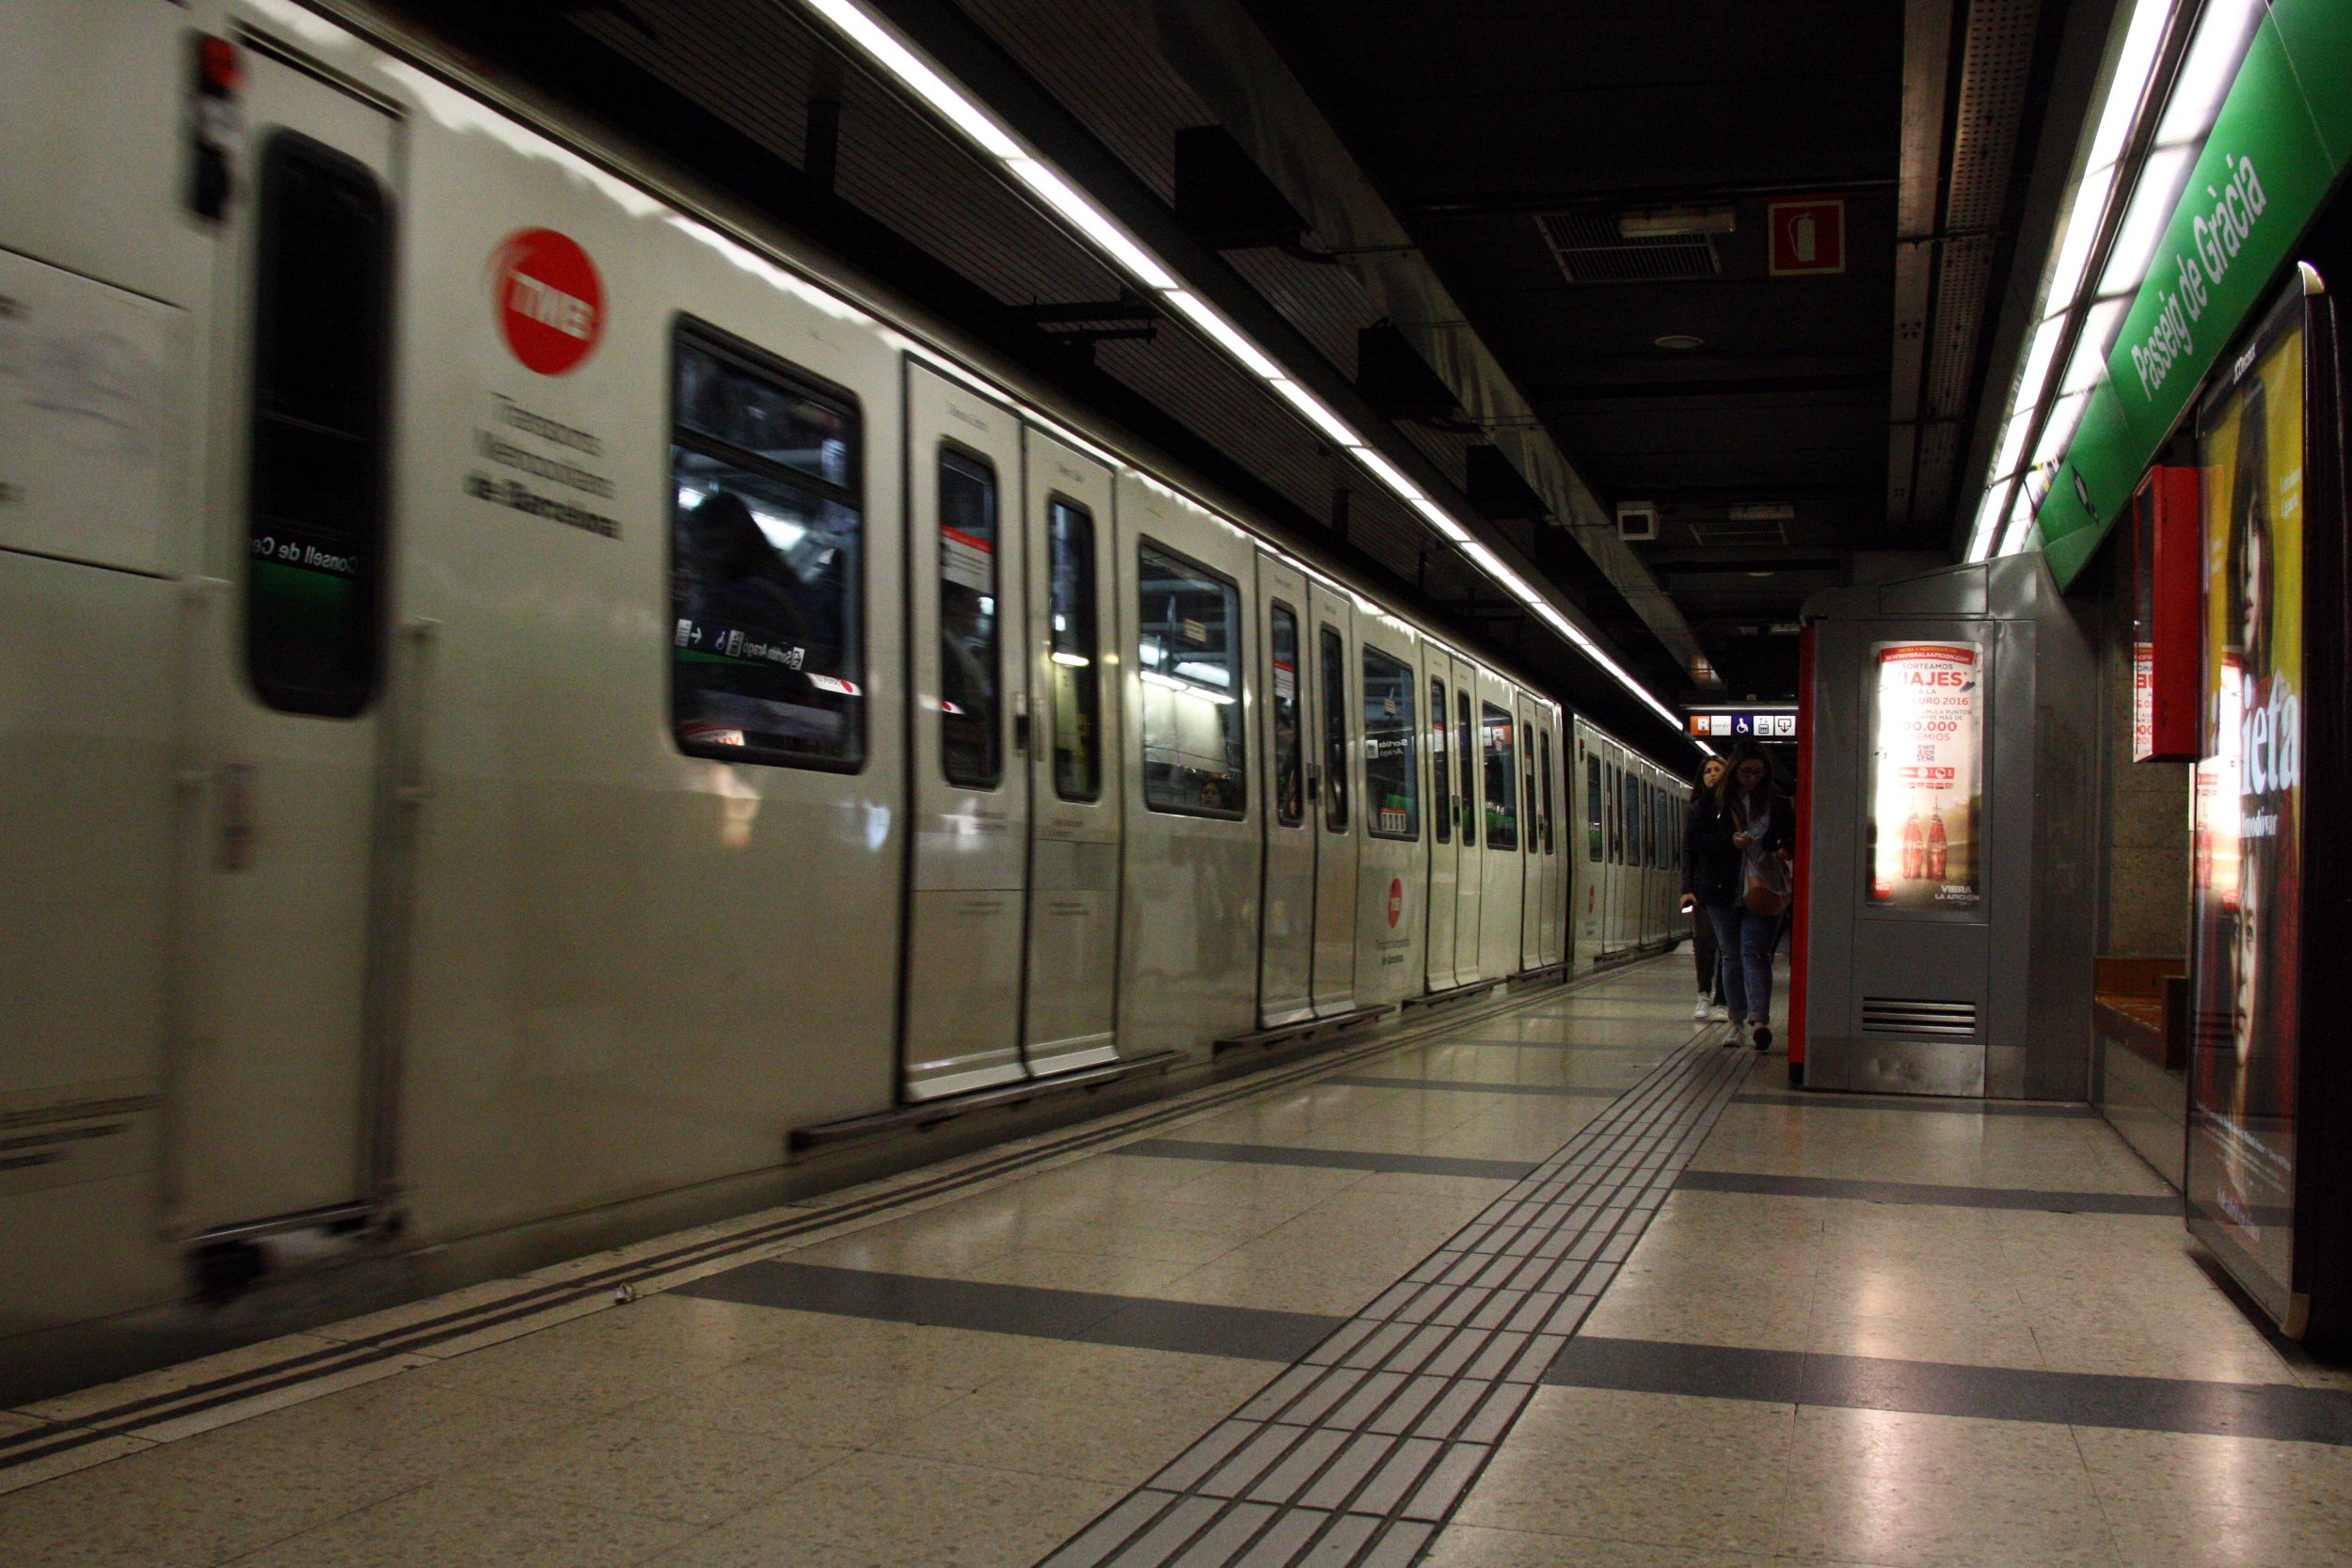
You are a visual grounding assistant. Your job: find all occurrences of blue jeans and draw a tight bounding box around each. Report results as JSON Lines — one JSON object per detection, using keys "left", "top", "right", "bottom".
{"left": 1706, "top": 902, "right": 1777, "bottom": 1022}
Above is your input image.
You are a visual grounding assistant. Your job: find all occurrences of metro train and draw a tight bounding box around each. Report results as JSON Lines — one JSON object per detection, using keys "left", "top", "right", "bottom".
{"left": 0, "top": 0, "right": 1686, "bottom": 1364}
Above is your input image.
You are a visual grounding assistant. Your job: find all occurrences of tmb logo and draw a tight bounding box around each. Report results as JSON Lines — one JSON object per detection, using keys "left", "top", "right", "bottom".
{"left": 1387, "top": 878, "right": 1405, "bottom": 929}
{"left": 494, "top": 229, "right": 603, "bottom": 375}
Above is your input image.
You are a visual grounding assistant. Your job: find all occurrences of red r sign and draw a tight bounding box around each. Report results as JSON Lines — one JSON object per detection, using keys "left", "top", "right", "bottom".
{"left": 1768, "top": 198, "right": 1846, "bottom": 277}
{"left": 494, "top": 229, "right": 604, "bottom": 374}
{"left": 1387, "top": 878, "right": 1404, "bottom": 928}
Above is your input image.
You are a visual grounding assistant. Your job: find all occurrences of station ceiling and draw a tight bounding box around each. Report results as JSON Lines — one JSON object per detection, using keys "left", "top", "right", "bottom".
{"left": 370, "top": 0, "right": 2096, "bottom": 748}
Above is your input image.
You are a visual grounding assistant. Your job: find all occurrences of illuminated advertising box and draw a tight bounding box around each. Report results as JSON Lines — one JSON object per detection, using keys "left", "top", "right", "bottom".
{"left": 1866, "top": 642, "right": 1982, "bottom": 911}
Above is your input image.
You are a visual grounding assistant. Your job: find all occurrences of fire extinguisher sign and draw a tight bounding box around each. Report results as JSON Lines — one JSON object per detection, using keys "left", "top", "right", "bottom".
{"left": 1768, "top": 198, "right": 1846, "bottom": 277}
{"left": 1867, "top": 641, "right": 1982, "bottom": 911}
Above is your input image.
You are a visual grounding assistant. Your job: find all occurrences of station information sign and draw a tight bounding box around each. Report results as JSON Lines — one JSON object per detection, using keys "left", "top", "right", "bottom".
{"left": 1686, "top": 711, "right": 1796, "bottom": 740}
{"left": 1865, "top": 642, "right": 1982, "bottom": 910}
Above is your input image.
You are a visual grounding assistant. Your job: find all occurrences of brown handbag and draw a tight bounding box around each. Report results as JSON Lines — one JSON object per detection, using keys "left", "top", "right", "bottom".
{"left": 1736, "top": 795, "right": 1789, "bottom": 916}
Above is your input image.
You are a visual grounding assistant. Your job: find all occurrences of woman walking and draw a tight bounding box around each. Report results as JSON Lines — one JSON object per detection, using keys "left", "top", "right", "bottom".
{"left": 1686, "top": 740, "right": 1795, "bottom": 1050}
{"left": 1682, "top": 756, "right": 1728, "bottom": 1021}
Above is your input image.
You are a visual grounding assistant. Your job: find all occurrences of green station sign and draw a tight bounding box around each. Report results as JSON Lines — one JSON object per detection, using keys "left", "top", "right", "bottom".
{"left": 2036, "top": 0, "right": 2352, "bottom": 586}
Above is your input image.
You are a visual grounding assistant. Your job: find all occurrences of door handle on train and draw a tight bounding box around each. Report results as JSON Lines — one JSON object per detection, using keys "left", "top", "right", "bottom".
{"left": 1012, "top": 711, "right": 1030, "bottom": 754}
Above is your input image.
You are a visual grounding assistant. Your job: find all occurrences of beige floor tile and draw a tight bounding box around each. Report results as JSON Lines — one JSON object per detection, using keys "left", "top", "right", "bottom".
{"left": 469, "top": 1411, "right": 854, "bottom": 1525}
{"left": 0, "top": 1417, "right": 429, "bottom": 1567}
{"left": 867, "top": 1380, "right": 1232, "bottom": 1484}
{"left": 407, "top": 1323, "right": 721, "bottom": 1414}
{"left": 1453, "top": 1387, "right": 1794, "bottom": 1553}
{"left": 2073, "top": 1425, "right": 2352, "bottom": 1516}
{"left": 637, "top": 1361, "right": 969, "bottom": 1448}
{"left": 657, "top": 1449, "right": 1126, "bottom": 1568}
{"left": 1424, "top": 1523, "right": 1881, "bottom": 1567}
{"left": 0, "top": 1431, "right": 157, "bottom": 1498}
{"left": 228, "top": 1476, "right": 697, "bottom": 1567}
{"left": 1772, "top": 1471, "right": 2121, "bottom": 1567}
{"left": 2098, "top": 1496, "right": 2352, "bottom": 1567}
{"left": 1580, "top": 1286, "right": 1815, "bottom": 1352}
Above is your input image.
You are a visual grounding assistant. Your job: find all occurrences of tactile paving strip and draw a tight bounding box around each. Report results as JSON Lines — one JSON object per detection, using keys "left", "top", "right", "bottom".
{"left": 1035, "top": 1035, "right": 1755, "bottom": 1568}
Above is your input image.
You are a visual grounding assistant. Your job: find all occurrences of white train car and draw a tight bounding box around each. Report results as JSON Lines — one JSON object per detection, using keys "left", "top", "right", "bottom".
{"left": 0, "top": 0, "right": 1677, "bottom": 1385}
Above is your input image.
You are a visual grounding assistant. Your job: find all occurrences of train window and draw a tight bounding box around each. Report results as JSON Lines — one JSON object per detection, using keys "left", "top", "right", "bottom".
{"left": 1269, "top": 602, "right": 1304, "bottom": 826}
{"left": 670, "top": 324, "right": 863, "bottom": 769}
{"left": 1362, "top": 648, "right": 1418, "bottom": 840}
{"left": 1429, "top": 678, "right": 1451, "bottom": 845}
{"left": 1586, "top": 754, "right": 1603, "bottom": 861}
{"left": 1319, "top": 627, "right": 1348, "bottom": 832}
{"left": 1481, "top": 702, "right": 1518, "bottom": 851}
{"left": 937, "top": 447, "right": 1001, "bottom": 789}
{"left": 1046, "top": 498, "right": 1101, "bottom": 801}
{"left": 1137, "top": 539, "right": 1245, "bottom": 817}
{"left": 245, "top": 132, "right": 390, "bottom": 718}
{"left": 1456, "top": 689, "right": 1477, "bottom": 847}
{"left": 1608, "top": 766, "right": 1622, "bottom": 863}
{"left": 1519, "top": 722, "right": 1536, "bottom": 856}
{"left": 1540, "top": 730, "right": 1555, "bottom": 856}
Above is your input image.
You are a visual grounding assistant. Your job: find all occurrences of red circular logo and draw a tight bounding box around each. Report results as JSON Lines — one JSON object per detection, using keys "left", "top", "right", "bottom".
{"left": 494, "top": 229, "right": 603, "bottom": 375}
{"left": 1387, "top": 878, "right": 1404, "bottom": 928}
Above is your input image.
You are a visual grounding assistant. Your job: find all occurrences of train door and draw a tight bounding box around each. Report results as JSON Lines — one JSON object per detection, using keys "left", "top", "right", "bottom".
{"left": 1422, "top": 647, "right": 1458, "bottom": 992}
{"left": 1256, "top": 553, "right": 1314, "bottom": 1025}
{"left": 176, "top": 59, "right": 401, "bottom": 1235}
{"left": 1475, "top": 673, "right": 1522, "bottom": 980}
{"left": 1573, "top": 727, "right": 1600, "bottom": 968}
{"left": 1020, "top": 429, "right": 1120, "bottom": 1073}
{"left": 1599, "top": 747, "right": 1618, "bottom": 958}
{"left": 1518, "top": 692, "right": 1548, "bottom": 972}
{"left": 1451, "top": 666, "right": 1482, "bottom": 982}
{"left": 1308, "top": 580, "right": 1359, "bottom": 1015}
{"left": 1542, "top": 710, "right": 1566, "bottom": 966}
{"left": 901, "top": 365, "right": 1027, "bottom": 1100}
{"left": 1354, "top": 616, "right": 1422, "bottom": 1005}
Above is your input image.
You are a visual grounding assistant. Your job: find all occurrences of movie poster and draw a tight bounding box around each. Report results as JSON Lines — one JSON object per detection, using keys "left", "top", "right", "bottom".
{"left": 2185, "top": 284, "right": 2308, "bottom": 1323}
{"left": 1867, "top": 641, "right": 1983, "bottom": 911}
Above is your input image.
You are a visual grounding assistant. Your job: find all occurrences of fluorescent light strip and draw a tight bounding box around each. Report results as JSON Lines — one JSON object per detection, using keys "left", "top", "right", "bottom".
{"left": 1348, "top": 445, "right": 1424, "bottom": 501}
{"left": 1964, "top": 480, "right": 2012, "bottom": 562}
{"left": 800, "top": 0, "right": 1690, "bottom": 729}
{"left": 1158, "top": 289, "right": 1284, "bottom": 379}
{"left": 1003, "top": 158, "right": 1177, "bottom": 290}
{"left": 2154, "top": 0, "right": 2264, "bottom": 146}
{"left": 1408, "top": 495, "right": 1472, "bottom": 541}
{"left": 2098, "top": 143, "right": 2194, "bottom": 295}
{"left": 1264, "top": 377, "right": 1361, "bottom": 447}
{"left": 805, "top": 0, "right": 1022, "bottom": 159}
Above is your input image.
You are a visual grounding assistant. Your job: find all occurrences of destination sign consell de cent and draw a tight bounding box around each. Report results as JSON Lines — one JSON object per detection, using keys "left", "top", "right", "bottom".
{"left": 1687, "top": 711, "right": 1796, "bottom": 740}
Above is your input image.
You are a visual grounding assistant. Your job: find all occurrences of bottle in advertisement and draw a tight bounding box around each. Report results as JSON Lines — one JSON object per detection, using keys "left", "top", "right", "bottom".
{"left": 1926, "top": 807, "right": 1947, "bottom": 880}
{"left": 1900, "top": 801, "right": 1925, "bottom": 880}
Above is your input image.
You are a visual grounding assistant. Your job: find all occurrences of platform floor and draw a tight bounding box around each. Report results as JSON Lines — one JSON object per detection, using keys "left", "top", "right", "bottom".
{"left": 6, "top": 958, "right": 2350, "bottom": 1567}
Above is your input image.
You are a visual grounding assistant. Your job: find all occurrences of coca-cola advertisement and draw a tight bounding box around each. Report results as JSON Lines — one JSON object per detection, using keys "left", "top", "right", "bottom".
{"left": 1866, "top": 641, "right": 1982, "bottom": 911}
{"left": 2185, "top": 283, "right": 2308, "bottom": 1323}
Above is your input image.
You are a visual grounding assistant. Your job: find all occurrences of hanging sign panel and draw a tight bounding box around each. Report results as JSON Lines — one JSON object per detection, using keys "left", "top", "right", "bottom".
{"left": 2185, "top": 281, "right": 2309, "bottom": 1328}
{"left": 1866, "top": 642, "right": 1983, "bottom": 911}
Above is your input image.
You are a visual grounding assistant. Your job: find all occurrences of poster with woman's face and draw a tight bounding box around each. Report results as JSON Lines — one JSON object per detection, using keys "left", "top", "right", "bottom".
{"left": 2185, "top": 283, "right": 2307, "bottom": 1323}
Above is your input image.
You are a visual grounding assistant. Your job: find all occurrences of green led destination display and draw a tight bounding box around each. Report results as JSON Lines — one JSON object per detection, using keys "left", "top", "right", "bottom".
{"left": 2036, "top": 0, "right": 2352, "bottom": 587}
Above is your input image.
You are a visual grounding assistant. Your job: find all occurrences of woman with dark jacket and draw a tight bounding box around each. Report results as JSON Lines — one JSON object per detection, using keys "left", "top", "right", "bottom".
{"left": 1685, "top": 740, "right": 1795, "bottom": 1050}
{"left": 1682, "top": 756, "right": 1728, "bottom": 1021}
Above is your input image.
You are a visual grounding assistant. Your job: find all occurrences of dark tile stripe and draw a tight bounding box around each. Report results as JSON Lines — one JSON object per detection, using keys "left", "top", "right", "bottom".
{"left": 1118, "top": 1139, "right": 1536, "bottom": 1181}
{"left": 1323, "top": 1075, "right": 1624, "bottom": 1099}
{"left": 674, "top": 1260, "right": 1342, "bottom": 1363}
{"left": 1544, "top": 1336, "right": 2352, "bottom": 1444}
{"left": 1674, "top": 1168, "right": 2182, "bottom": 1215}
{"left": 1733, "top": 1089, "right": 2100, "bottom": 1118}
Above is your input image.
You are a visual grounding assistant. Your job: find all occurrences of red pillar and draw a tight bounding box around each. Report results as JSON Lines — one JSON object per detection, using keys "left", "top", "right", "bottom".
{"left": 1789, "top": 624, "right": 1815, "bottom": 1085}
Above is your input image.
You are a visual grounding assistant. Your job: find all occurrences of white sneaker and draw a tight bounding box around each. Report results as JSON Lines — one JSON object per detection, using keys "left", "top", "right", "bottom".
{"left": 1709, "top": 1002, "right": 1729, "bottom": 1022}
{"left": 1723, "top": 1015, "right": 1747, "bottom": 1048}
{"left": 1693, "top": 992, "right": 1710, "bottom": 1021}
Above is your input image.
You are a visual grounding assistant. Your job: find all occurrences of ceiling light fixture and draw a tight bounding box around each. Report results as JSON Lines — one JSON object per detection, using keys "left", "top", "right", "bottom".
{"left": 1653, "top": 333, "right": 1706, "bottom": 350}
{"left": 797, "top": 0, "right": 1692, "bottom": 730}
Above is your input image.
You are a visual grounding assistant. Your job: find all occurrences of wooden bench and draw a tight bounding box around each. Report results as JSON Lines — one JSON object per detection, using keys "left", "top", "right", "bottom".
{"left": 2092, "top": 956, "right": 2187, "bottom": 1070}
